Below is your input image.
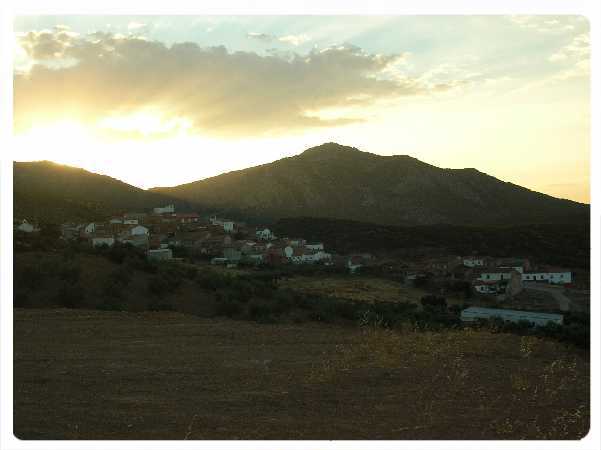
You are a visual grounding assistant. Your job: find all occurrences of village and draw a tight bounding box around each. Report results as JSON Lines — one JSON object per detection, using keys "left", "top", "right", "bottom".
{"left": 14, "top": 202, "right": 588, "bottom": 321}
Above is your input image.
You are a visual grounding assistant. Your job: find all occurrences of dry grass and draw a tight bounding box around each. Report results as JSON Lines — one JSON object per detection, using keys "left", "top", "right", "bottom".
{"left": 281, "top": 275, "right": 426, "bottom": 304}
{"left": 14, "top": 308, "right": 589, "bottom": 440}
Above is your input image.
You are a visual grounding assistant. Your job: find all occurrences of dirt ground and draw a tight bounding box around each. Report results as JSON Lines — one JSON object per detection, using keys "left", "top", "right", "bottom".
{"left": 13, "top": 308, "right": 589, "bottom": 440}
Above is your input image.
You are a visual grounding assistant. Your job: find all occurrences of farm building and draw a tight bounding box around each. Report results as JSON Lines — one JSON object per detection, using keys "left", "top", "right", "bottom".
{"left": 147, "top": 248, "right": 173, "bottom": 261}
{"left": 460, "top": 307, "right": 563, "bottom": 326}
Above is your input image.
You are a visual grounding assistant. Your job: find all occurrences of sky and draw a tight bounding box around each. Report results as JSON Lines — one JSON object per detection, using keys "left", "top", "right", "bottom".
{"left": 12, "top": 15, "right": 590, "bottom": 203}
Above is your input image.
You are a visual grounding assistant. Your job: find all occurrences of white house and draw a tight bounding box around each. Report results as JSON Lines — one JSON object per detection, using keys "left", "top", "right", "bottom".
{"left": 463, "top": 256, "right": 485, "bottom": 267}
{"left": 130, "top": 225, "right": 149, "bottom": 236}
{"left": 347, "top": 255, "right": 364, "bottom": 273}
{"left": 473, "top": 281, "right": 500, "bottom": 295}
{"left": 256, "top": 228, "right": 275, "bottom": 240}
{"left": 123, "top": 218, "right": 139, "bottom": 225}
{"left": 92, "top": 236, "right": 115, "bottom": 247}
{"left": 477, "top": 269, "right": 516, "bottom": 282}
{"left": 109, "top": 217, "right": 123, "bottom": 224}
{"left": 17, "top": 219, "right": 36, "bottom": 233}
{"left": 522, "top": 270, "right": 572, "bottom": 284}
{"left": 306, "top": 243, "right": 324, "bottom": 251}
{"left": 153, "top": 204, "right": 175, "bottom": 215}
{"left": 147, "top": 248, "right": 173, "bottom": 261}
{"left": 299, "top": 250, "right": 332, "bottom": 264}
{"left": 84, "top": 223, "right": 96, "bottom": 234}
{"left": 223, "top": 221, "right": 235, "bottom": 233}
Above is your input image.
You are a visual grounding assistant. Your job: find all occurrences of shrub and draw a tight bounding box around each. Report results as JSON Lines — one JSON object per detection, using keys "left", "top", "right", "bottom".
{"left": 14, "top": 292, "right": 29, "bottom": 308}
{"left": 109, "top": 265, "right": 133, "bottom": 287}
{"left": 148, "top": 275, "right": 169, "bottom": 297}
{"left": 58, "top": 262, "right": 81, "bottom": 285}
{"left": 148, "top": 296, "right": 175, "bottom": 311}
{"left": 247, "top": 298, "right": 277, "bottom": 322}
{"left": 20, "top": 265, "right": 47, "bottom": 289}
{"left": 421, "top": 295, "right": 447, "bottom": 310}
{"left": 215, "top": 294, "right": 243, "bottom": 317}
{"left": 98, "top": 296, "right": 125, "bottom": 311}
{"left": 55, "top": 282, "right": 85, "bottom": 308}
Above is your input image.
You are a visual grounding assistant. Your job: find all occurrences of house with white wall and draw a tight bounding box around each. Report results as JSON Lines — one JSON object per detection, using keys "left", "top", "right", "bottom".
{"left": 17, "top": 219, "right": 36, "bottom": 233}
{"left": 84, "top": 223, "right": 96, "bottom": 234}
{"left": 92, "top": 236, "right": 115, "bottom": 247}
{"left": 153, "top": 204, "right": 175, "bottom": 214}
{"left": 463, "top": 256, "right": 486, "bottom": 268}
{"left": 147, "top": 248, "right": 173, "bottom": 261}
{"left": 131, "top": 225, "right": 149, "bottom": 236}
{"left": 256, "top": 228, "right": 275, "bottom": 240}
{"left": 306, "top": 243, "right": 324, "bottom": 251}
{"left": 522, "top": 269, "right": 572, "bottom": 284}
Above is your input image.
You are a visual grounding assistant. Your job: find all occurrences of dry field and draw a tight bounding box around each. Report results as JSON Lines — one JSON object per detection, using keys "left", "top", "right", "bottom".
{"left": 280, "top": 275, "right": 426, "bottom": 304}
{"left": 13, "top": 308, "right": 589, "bottom": 440}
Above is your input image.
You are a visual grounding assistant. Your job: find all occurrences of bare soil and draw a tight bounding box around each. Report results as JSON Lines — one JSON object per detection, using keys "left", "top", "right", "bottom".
{"left": 14, "top": 308, "right": 589, "bottom": 440}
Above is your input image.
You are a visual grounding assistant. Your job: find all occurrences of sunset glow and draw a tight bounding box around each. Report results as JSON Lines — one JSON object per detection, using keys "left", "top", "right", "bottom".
{"left": 12, "top": 15, "right": 590, "bottom": 202}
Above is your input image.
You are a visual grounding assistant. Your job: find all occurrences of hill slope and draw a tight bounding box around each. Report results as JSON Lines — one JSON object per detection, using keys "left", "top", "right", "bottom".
{"left": 152, "top": 143, "right": 588, "bottom": 226}
{"left": 13, "top": 161, "right": 181, "bottom": 223}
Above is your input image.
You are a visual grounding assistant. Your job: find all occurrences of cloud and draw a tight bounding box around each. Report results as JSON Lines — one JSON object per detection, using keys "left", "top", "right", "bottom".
{"left": 247, "top": 31, "right": 311, "bottom": 46}
{"left": 278, "top": 34, "right": 311, "bottom": 46}
{"left": 14, "top": 30, "right": 460, "bottom": 138}
{"left": 127, "top": 21, "right": 147, "bottom": 30}
{"left": 548, "top": 33, "right": 590, "bottom": 80}
{"left": 246, "top": 32, "right": 275, "bottom": 43}
{"left": 509, "top": 15, "right": 587, "bottom": 34}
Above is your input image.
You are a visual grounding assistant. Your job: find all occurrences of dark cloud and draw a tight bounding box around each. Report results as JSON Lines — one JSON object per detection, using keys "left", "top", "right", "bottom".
{"left": 15, "top": 30, "right": 439, "bottom": 137}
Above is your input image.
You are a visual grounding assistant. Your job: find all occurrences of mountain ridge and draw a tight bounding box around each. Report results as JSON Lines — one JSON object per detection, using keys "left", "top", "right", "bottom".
{"left": 14, "top": 143, "right": 588, "bottom": 226}
{"left": 150, "top": 142, "right": 588, "bottom": 226}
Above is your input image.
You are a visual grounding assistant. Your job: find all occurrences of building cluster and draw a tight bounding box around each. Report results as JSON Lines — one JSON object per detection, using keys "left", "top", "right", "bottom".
{"left": 15, "top": 208, "right": 575, "bottom": 288}
{"left": 390, "top": 255, "right": 573, "bottom": 297}
{"left": 406, "top": 255, "right": 573, "bottom": 298}
{"left": 17, "top": 205, "right": 373, "bottom": 270}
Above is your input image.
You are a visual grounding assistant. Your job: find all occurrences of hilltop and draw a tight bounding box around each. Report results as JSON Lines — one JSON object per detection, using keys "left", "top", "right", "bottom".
{"left": 13, "top": 161, "right": 184, "bottom": 223}
{"left": 152, "top": 143, "right": 588, "bottom": 227}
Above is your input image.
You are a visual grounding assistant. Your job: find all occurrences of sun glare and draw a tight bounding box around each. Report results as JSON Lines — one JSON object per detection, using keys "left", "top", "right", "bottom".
{"left": 98, "top": 111, "right": 192, "bottom": 137}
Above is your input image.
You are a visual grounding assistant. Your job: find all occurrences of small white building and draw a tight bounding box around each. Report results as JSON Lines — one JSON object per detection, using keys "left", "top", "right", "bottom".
{"left": 522, "top": 270, "right": 572, "bottom": 284}
{"left": 123, "top": 218, "right": 139, "bottom": 225}
{"left": 463, "top": 256, "right": 485, "bottom": 267}
{"left": 17, "top": 219, "right": 36, "bottom": 233}
{"left": 92, "top": 236, "right": 115, "bottom": 247}
{"left": 109, "top": 217, "right": 123, "bottom": 224}
{"left": 477, "top": 270, "right": 516, "bottom": 282}
{"left": 283, "top": 246, "right": 294, "bottom": 259}
{"left": 306, "top": 243, "right": 324, "bottom": 251}
{"left": 130, "top": 225, "right": 149, "bottom": 236}
{"left": 461, "top": 307, "right": 563, "bottom": 326}
{"left": 153, "top": 204, "right": 175, "bottom": 215}
{"left": 147, "top": 248, "right": 173, "bottom": 261}
{"left": 473, "top": 281, "right": 501, "bottom": 295}
{"left": 84, "top": 223, "right": 96, "bottom": 234}
{"left": 223, "top": 221, "right": 235, "bottom": 233}
{"left": 256, "top": 228, "right": 275, "bottom": 240}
